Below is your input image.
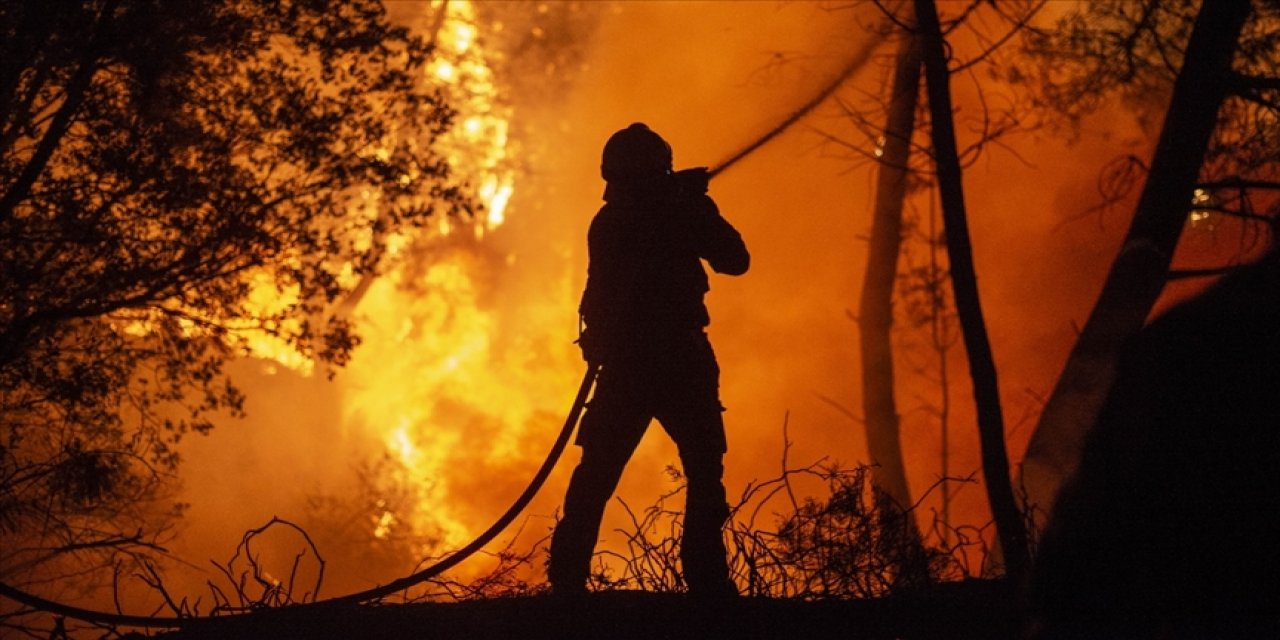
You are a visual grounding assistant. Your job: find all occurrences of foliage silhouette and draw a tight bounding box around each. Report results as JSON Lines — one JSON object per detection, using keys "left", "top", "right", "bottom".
{"left": 571, "top": 459, "right": 975, "bottom": 600}
{"left": 0, "top": 0, "right": 466, "bottom": 604}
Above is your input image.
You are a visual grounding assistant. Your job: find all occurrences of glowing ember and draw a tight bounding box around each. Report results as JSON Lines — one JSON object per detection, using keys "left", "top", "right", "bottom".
{"left": 1188, "top": 188, "right": 1217, "bottom": 228}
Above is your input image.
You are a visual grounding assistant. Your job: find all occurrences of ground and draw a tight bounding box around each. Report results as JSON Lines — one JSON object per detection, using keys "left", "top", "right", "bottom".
{"left": 147, "top": 580, "right": 1019, "bottom": 640}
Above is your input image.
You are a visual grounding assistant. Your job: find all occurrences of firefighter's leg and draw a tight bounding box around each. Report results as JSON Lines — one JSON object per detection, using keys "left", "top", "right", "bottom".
{"left": 548, "top": 399, "right": 649, "bottom": 593}
{"left": 659, "top": 404, "right": 732, "bottom": 594}
{"left": 672, "top": 424, "right": 732, "bottom": 595}
{"left": 657, "top": 336, "right": 734, "bottom": 595}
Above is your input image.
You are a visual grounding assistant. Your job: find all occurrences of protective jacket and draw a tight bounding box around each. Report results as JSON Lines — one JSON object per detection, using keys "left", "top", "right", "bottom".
{"left": 578, "top": 176, "right": 748, "bottom": 362}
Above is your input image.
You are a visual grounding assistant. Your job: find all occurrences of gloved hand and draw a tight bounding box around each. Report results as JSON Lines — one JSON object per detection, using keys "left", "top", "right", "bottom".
{"left": 672, "top": 167, "right": 709, "bottom": 197}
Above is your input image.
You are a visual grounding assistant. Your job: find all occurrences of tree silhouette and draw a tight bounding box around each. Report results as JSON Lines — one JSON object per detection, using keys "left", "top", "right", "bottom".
{"left": 828, "top": 0, "right": 1044, "bottom": 578}
{"left": 913, "top": 0, "right": 1031, "bottom": 583}
{"left": 0, "top": 0, "right": 466, "bottom": 593}
{"left": 1018, "top": 0, "right": 1273, "bottom": 526}
{"left": 856, "top": 9, "right": 923, "bottom": 550}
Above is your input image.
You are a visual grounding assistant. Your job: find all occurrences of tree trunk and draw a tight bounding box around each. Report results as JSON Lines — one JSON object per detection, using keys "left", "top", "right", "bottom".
{"left": 1018, "top": 0, "right": 1252, "bottom": 529}
{"left": 913, "top": 0, "right": 1029, "bottom": 582}
{"left": 858, "top": 25, "right": 923, "bottom": 541}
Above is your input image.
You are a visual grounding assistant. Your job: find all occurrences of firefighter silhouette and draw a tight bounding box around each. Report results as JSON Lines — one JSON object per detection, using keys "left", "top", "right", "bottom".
{"left": 548, "top": 123, "right": 749, "bottom": 596}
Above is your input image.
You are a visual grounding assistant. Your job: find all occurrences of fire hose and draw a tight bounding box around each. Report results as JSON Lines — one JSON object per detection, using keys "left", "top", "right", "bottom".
{"left": 0, "top": 35, "right": 878, "bottom": 628}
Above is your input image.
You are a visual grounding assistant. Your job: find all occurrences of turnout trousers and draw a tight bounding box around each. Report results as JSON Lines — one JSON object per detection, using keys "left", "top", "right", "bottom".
{"left": 548, "top": 332, "right": 731, "bottom": 593}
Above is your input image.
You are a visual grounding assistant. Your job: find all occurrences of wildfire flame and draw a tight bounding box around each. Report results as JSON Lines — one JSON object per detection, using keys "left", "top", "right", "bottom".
{"left": 156, "top": 0, "right": 566, "bottom": 557}
{"left": 333, "top": 1, "right": 573, "bottom": 553}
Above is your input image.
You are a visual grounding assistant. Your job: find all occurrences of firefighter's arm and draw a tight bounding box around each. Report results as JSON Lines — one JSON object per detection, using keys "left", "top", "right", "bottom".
{"left": 690, "top": 195, "right": 749, "bottom": 276}
{"left": 577, "top": 214, "right": 621, "bottom": 363}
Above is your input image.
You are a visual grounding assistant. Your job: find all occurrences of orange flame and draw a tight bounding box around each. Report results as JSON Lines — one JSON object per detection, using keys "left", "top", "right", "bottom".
{"left": 333, "top": 0, "right": 575, "bottom": 554}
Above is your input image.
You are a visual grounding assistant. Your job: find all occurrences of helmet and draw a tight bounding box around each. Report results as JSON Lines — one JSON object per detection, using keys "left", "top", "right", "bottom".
{"left": 600, "top": 123, "right": 672, "bottom": 183}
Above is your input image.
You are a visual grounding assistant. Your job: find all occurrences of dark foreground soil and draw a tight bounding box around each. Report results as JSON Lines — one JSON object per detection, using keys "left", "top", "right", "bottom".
{"left": 150, "top": 579, "right": 1020, "bottom": 640}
